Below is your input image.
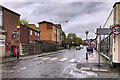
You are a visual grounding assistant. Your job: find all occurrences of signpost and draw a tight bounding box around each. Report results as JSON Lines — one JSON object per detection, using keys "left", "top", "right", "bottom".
{"left": 17, "top": 26, "right": 20, "bottom": 59}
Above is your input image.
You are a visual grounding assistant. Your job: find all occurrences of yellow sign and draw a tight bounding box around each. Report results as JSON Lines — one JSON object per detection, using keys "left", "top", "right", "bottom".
{"left": 17, "top": 26, "right": 20, "bottom": 29}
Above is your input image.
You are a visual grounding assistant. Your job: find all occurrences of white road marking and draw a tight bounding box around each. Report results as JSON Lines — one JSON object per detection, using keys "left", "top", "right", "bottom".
{"left": 33, "top": 58, "right": 40, "bottom": 60}
{"left": 59, "top": 58, "right": 68, "bottom": 62}
{"left": 20, "top": 67, "right": 27, "bottom": 70}
{"left": 80, "top": 67, "right": 91, "bottom": 70}
{"left": 60, "top": 64, "right": 74, "bottom": 77}
{"left": 39, "top": 57, "right": 44, "bottom": 58}
{"left": 42, "top": 57, "right": 50, "bottom": 60}
{"left": 69, "top": 59, "right": 76, "bottom": 62}
{"left": 50, "top": 57, "right": 58, "bottom": 61}
{"left": 92, "top": 68, "right": 108, "bottom": 71}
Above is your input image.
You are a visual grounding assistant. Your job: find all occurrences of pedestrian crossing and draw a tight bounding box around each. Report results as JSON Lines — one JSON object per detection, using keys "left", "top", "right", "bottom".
{"left": 50, "top": 57, "right": 58, "bottom": 61}
{"left": 59, "top": 58, "right": 68, "bottom": 62}
{"left": 33, "top": 57, "right": 78, "bottom": 63}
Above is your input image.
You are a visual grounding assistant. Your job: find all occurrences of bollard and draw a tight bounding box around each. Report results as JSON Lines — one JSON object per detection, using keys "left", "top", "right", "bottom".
{"left": 86, "top": 52, "right": 88, "bottom": 59}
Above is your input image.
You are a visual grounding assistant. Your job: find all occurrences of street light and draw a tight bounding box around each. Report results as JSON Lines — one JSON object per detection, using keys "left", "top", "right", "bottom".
{"left": 17, "top": 26, "right": 20, "bottom": 59}
{"left": 85, "top": 30, "right": 89, "bottom": 40}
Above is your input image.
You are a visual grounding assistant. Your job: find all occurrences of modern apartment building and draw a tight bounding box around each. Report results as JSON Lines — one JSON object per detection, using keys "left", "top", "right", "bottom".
{"left": 38, "top": 21, "right": 62, "bottom": 44}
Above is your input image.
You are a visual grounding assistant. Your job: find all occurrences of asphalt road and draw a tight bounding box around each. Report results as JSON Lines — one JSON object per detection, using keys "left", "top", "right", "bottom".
{"left": 2, "top": 48, "right": 87, "bottom": 78}
{"left": 2, "top": 48, "right": 120, "bottom": 79}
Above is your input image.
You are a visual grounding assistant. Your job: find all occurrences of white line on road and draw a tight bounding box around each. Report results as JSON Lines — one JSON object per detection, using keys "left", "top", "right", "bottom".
{"left": 60, "top": 64, "right": 74, "bottom": 77}
{"left": 42, "top": 57, "right": 50, "bottom": 60}
{"left": 59, "top": 58, "right": 68, "bottom": 62}
{"left": 69, "top": 59, "right": 76, "bottom": 62}
{"left": 20, "top": 67, "right": 27, "bottom": 70}
{"left": 33, "top": 58, "right": 41, "bottom": 60}
{"left": 50, "top": 57, "right": 58, "bottom": 61}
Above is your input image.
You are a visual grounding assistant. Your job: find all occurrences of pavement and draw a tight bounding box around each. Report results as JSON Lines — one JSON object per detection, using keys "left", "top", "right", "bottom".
{"left": 76, "top": 50, "right": 109, "bottom": 71}
{"left": 1, "top": 49, "right": 68, "bottom": 64}
{"left": 76, "top": 50, "right": 120, "bottom": 78}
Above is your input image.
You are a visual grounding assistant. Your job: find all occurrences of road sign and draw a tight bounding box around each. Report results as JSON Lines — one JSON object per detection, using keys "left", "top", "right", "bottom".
{"left": 96, "top": 28, "right": 112, "bottom": 35}
{"left": 112, "top": 26, "right": 120, "bottom": 35}
{"left": 13, "top": 31, "right": 18, "bottom": 34}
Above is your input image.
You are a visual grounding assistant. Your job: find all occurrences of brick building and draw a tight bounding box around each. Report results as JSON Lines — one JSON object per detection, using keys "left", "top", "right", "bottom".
{"left": 0, "top": 5, "right": 20, "bottom": 57}
{"left": 20, "top": 24, "right": 40, "bottom": 44}
{"left": 38, "top": 21, "right": 62, "bottom": 44}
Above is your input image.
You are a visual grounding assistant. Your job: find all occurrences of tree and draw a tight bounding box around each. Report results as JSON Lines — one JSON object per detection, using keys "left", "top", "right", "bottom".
{"left": 66, "top": 33, "right": 82, "bottom": 46}
{"left": 20, "top": 19, "right": 29, "bottom": 26}
{"left": 62, "top": 31, "right": 66, "bottom": 46}
{"left": 62, "top": 31, "right": 66, "bottom": 40}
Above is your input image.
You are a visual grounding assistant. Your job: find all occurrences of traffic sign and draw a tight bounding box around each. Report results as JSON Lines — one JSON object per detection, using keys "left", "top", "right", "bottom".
{"left": 13, "top": 31, "right": 18, "bottom": 35}
{"left": 112, "top": 26, "right": 120, "bottom": 35}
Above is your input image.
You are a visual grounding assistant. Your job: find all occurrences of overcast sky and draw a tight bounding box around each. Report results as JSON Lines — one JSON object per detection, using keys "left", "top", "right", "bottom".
{"left": 0, "top": 0, "right": 119, "bottom": 40}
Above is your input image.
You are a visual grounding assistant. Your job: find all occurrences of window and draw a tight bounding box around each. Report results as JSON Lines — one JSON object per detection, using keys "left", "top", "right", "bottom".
{"left": 35, "top": 32, "right": 37, "bottom": 36}
{"left": 0, "top": 11, "right": 2, "bottom": 26}
{"left": 38, "top": 33, "right": 39, "bottom": 37}
{"left": 30, "top": 30, "right": 32, "bottom": 35}
{"left": 0, "top": 38, "right": 5, "bottom": 46}
{"left": 54, "top": 27, "right": 56, "bottom": 31}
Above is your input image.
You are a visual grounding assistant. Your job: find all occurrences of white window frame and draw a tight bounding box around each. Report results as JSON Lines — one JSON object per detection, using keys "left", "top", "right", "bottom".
{"left": 30, "top": 30, "right": 32, "bottom": 35}
{"left": 0, "top": 10, "right": 2, "bottom": 26}
{"left": 35, "top": 32, "right": 37, "bottom": 36}
{"left": 38, "top": 33, "right": 39, "bottom": 37}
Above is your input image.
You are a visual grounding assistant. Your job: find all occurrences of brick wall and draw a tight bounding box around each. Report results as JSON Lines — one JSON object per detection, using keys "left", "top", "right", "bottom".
{"left": 39, "top": 24, "right": 51, "bottom": 41}
{"left": 2, "top": 8, "right": 20, "bottom": 56}
{"left": 29, "top": 29, "right": 40, "bottom": 43}
{"left": 20, "top": 24, "right": 29, "bottom": 44}
{"left": 20, "top": 24, "right": 40, "bottom": 44}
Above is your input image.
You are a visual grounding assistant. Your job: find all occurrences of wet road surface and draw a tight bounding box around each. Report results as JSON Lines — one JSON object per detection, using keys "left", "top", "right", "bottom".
{"left": 2, "top": 48, "right": 120, "bottom": 79}
{"left": 2, "top": 48, "right": 86, "bottom": 78}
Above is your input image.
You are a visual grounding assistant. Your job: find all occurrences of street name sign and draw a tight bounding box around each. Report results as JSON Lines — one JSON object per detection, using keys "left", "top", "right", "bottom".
{"left": 112, "top": 26, "right": 120, "bottom": 35}
{"left": 13, "top": 31, "right": 18, "bottom": 35}
{"left": 96, "top": 28, "right": 112, "bottom": 35}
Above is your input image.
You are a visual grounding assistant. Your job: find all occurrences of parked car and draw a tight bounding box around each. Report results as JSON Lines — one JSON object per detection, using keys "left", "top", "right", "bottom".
{"left": 87, "top": 46, "right": 93, "bottom": 53}
{"left": 76, "top": 46, "right": 81, "bottom": 50}
{"left": 80, "top": 45, "right": 84, "bottom": 49}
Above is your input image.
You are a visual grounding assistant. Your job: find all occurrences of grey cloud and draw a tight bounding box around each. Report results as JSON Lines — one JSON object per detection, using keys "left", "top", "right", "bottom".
{"left": 1, "top": 2, "right": 114, "bottom": 40}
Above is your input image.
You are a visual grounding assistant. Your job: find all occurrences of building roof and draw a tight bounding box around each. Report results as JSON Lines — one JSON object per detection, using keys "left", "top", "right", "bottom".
{"left": 20, "top": 24, "right": 40, "bottom": 32}
{"left": 113, "top": 2, "right": 120, "bottom": 8}
{"left": 55, "top": 24, "right": 61, "bottom": 28}
{"left": 38, "top": 21, "right": 54, "bottom": 24}
{"left": 38, "top": 21, "right": 58, "bottom": 27}
{"left": 0, "top": 5, "right": 20, "bottom": 16}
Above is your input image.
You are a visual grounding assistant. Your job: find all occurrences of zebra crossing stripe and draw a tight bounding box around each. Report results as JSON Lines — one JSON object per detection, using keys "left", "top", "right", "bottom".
{"left": 59, "top": 58, "right": 68, "bottom": 62}
{"left": 69, "top": 59, "right": 76, "bottom": 62}
{"left": 33, "top": 58, "right": 40, "bottom": 60}
{"left": 33, "top": 57, "right": 44, "bottom": 60}
{"left": 50, "top": 57, "right": 58, "bottom": 61}
{"left": 42, "top": 57, "right": 50, "bottom": 60}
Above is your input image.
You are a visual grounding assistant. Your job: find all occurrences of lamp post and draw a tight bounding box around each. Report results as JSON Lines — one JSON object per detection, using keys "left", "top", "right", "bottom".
{"left": 85, "top": 30, "right": 89, "bottom": 40}
{"left": 17, "top": 26, "right": 20, "bottom": 59}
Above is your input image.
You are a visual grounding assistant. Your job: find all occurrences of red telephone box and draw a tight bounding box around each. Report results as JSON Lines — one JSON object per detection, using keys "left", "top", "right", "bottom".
{"left": 12, "top": 46, "right": 16, "bottom": 57}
